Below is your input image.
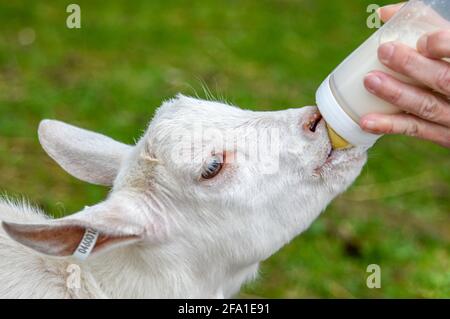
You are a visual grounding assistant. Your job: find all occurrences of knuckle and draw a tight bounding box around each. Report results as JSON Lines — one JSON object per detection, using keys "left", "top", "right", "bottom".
{"left": 388, "top": 86, "right": 404, "bottom": 104}
{"left": 404, "top": 121, "right": 420, "bottom": 137}
{"left": 419, "top": 95, "right": 440, "bottom": 120}
{"left": 383, "top": 119, "right": 396, "bottom": 134}
{"left": 436, "top": 67, "right": 450, "bottom": 94}
{"left": 385, "top": 124, "right": 395, "bottom": 134}
{"left": 400, "top": 50, "right": 417, "bottom": 72}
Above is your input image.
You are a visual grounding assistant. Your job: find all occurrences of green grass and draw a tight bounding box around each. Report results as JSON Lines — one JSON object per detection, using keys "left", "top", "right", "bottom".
{"left": 0, "top": 0, "right": 449, "bottom": 298}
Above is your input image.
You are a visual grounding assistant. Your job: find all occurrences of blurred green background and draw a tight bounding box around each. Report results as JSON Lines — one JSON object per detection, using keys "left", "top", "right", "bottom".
{"left": 0, "top": 0, "right": 448, "bottom": 298}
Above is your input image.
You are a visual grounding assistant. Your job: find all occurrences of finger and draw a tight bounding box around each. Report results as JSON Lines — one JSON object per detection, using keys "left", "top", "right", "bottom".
{"left": 378, "top": 3, "right": 405, "bottom": 23}
{"left": 417, "top": 30, "right": 450, "bottom": 60}
{"left": 364, "top": 71, "right": 450, "bottom": 127}
{"left": 378, "top": 42, "right": 450, "bottom": 95}
{"left": 360, "top": 113, "right": 450, "bottom": 148}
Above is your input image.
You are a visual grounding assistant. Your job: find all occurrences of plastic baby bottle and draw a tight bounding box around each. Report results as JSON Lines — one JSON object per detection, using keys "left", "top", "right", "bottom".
{"left": 316, "top": 0, "right": 450, "bottom": 149}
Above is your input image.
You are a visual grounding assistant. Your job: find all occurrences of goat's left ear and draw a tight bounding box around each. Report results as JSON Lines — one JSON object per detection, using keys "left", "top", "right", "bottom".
{"left": 1, "top": 197, "right": 152, "bottom": 259}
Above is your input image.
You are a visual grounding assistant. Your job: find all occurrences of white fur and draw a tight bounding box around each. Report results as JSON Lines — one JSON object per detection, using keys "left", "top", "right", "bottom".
{"left": 0, "top": 95, "right": 366, "bottom": 298}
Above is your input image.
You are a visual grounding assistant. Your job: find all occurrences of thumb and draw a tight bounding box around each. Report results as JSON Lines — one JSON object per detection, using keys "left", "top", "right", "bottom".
{"left": 378, "top": 3, "right": 405, "bottom": 23}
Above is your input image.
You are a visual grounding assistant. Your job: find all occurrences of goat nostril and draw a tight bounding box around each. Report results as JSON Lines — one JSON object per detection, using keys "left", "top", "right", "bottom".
{"left": 307, "top": 113, "right": 323, "bottom": 132}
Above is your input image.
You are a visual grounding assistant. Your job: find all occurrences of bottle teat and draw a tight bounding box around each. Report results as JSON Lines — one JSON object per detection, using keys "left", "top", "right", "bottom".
{"left": 326, "top": 124, "right": 352, "bottom": 150}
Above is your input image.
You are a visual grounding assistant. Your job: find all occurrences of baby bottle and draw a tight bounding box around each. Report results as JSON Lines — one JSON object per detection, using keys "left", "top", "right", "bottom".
{"left": 316, "top": 0, "right": 450, "bottom": 149}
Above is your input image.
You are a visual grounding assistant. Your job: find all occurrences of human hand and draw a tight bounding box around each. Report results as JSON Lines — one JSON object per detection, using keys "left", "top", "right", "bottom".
{"left": 360, "top": 3, "right": 450, "bottom": 148}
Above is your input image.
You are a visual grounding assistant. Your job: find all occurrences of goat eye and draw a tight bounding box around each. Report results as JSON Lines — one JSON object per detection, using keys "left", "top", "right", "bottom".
{"left": 201, "top": 155, "right": 224, "bottom": 180}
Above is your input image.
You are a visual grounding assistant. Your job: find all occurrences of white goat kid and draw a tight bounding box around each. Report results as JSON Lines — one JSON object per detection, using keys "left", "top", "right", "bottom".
{"left": 0, "top": 94, "right": 367, "bottom": 298}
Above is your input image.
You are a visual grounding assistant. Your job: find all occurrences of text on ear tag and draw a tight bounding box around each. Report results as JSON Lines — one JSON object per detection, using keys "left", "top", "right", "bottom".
{"left": 73, "top": 228, "right": 99, "bottom": 261}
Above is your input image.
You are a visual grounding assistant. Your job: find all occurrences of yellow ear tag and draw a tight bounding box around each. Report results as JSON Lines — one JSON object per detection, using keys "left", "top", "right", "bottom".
{"left": 326, "top": 125, "right": 351, "bottom": 150}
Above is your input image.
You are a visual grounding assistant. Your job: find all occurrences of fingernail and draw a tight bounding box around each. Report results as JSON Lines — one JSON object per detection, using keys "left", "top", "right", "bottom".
{"left": 417, "top": 34, "right": 429, "bottom": 54}
{"left": 364, "top": 73, "right": 382, "bottom": 93}
{"left": 382, "top": 4, "right": 398, "bottom": 10}
{"left": 378, "top": 43, "right": 395, "bottom": 64}
{"left": 362, "top": 119, "right": 378, "bottom": 131}
{"left": 376, "top": 7, "right": 382, "bottom": 18}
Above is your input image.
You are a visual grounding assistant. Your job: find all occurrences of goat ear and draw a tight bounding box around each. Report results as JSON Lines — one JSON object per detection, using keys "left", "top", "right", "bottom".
{"left": 2, "top": 199, "right": 146, "bottom": 259}
{"left": 38, "top": 120, "right": 132, "bottom": 186}
{"left": 1, "top": 222, "right": 141, "bottom": 259}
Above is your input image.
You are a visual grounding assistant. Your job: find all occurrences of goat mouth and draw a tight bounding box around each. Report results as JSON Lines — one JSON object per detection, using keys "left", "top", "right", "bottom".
{"left": 324, "top": 147, "right": 334, "bottom": 163}
{"left": 327, "top": 147, "right": 333, "bottom": 159}
{"left": 314, "top": 146, "right": 335, "bottom": 174}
